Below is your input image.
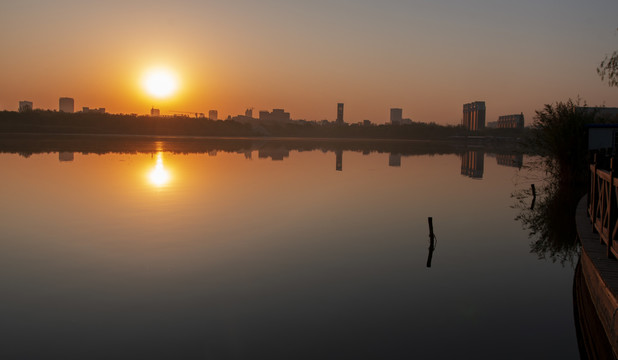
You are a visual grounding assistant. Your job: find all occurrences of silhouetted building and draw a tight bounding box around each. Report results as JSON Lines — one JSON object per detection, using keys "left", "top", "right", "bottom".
{"left": 496, "top": 153, "right": 523, "bottom": 168}
{"left": 390, "top": 108, "right": 402, "bottom": 125}
{"left": 259, "top": 109, "right": 290, "bottom": 122}
{"left": 588, "top": 124, "right": 618, "bottom": 151}
{"left": 336, "top": 103, "right": 344, "bottom": 125}
{"left": 208, "top": 110, "right": 218, "bottom": 121}
{"left": 232, "top": 115, "right": 254, "bottom": 123}
{"left": 486, "top": 121, "right": 498, "bottom": 128}
{"left": 336, "top": 149, "right": 342, "bottom": 171}
{"left": 461, "top": 150, "right": 484, "bottom": 179}
{"left": 150, "top": 107, "right": 160, "bottom": 116}
{"left": 389, "top": 153, "right": 401, "bottom": 167}
{"left": 82, "top": 107, "right": 105, "bottom": 114}
{"left": 59, "top": 152, "right": 74, "bottom": 162}
{"left": 363, "top": 120, "right": 371, "bottom": 126}
{"left": 245, "top": 108, "right": 253, "bottom": 118}
{"left": 59, "top": 97, "right": 74, "bottom": 113}
{"left": 18, "top": 101, "right": 33, "bottom": 112}
{"left": 463, "top": 101, "right": 486, "bottom": 131}
{"left": 581, "top": 107, "right": 618, "bottom": 122}
{"left": 497, "top": 113, "right": 524, "bottom": 129}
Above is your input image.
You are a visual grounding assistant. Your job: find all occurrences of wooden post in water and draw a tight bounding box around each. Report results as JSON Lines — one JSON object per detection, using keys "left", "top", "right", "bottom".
{"left": 530, "top": 184, "right": 536, "bottom": 210}
{"left": 426, "top": 217, "right": 436, "bottom": 268}
{"left": 531, "top": 184, "right": 536, "bottom": 198}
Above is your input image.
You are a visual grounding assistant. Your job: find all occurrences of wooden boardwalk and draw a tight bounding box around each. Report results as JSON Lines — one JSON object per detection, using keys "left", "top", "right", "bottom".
{"left": 576, "top": 196, "right": 618, "bottom": 356}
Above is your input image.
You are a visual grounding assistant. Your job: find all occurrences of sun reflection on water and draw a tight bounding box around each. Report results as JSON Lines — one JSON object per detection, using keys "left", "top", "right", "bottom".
{"left": 148, "top": 152, "right": 171, "bottom": 187}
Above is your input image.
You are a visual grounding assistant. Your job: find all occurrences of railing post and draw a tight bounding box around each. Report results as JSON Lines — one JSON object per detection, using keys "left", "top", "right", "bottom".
{"left": 591, "top": 152, "right": 597, "bottom": 228}
{"left": 608, "top": 157, "right": 616, "bottom": 258}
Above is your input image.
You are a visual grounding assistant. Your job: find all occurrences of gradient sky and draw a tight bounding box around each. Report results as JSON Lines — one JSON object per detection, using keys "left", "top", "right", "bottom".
{"left": 1, "top": 0, "right": 617, "bottom": 124}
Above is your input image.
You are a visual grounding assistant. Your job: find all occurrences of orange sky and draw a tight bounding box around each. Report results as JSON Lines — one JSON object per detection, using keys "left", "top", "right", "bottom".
{"left": 1, "top": 0, "right": 617, "bottom": 124}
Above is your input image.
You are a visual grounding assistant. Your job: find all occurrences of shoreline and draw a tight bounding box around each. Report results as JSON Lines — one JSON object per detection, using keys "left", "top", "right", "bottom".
{"left": 0, "top": 132, "right": 530, "bottom": 156}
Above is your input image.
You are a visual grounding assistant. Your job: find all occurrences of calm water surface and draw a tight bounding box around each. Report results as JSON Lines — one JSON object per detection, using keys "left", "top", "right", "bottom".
{"left": 0, "top": 143, "right": 578, "bottom": 359}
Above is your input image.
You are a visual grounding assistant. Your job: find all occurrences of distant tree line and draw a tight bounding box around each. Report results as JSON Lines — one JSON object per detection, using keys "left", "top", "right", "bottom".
{"left": 0, "top": 110, "right": 529, "bottom": 141}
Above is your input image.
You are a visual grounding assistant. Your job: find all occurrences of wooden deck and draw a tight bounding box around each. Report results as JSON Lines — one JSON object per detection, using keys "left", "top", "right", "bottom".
{"left": 576, "top": 196, "right": 618, "bottom": 356}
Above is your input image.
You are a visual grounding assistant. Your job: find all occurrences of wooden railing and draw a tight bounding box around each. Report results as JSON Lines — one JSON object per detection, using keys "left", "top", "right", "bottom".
{"left": 588, "top": 155, "right": 618, "bottom": 258}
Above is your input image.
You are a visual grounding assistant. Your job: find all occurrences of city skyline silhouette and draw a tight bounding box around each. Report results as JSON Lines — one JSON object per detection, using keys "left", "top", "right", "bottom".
{"left": 1, "top": 1, "right": 617, "bottom": 125}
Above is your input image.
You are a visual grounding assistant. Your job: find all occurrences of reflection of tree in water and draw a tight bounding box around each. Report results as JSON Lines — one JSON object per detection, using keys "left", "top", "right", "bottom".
{"left": 513, "top": 100, "right": 595, "bottom": 266}
{"left": 512, "top": 160, "right": 583, "bottom": 266}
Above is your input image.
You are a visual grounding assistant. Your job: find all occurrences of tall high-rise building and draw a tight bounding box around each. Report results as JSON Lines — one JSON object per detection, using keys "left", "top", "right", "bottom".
{"left": 150, "top": 107, "right": 160, "bottom": 116}
{"left": 336, "top": 103, "right": 344, "bottom": 124}
{"left": 209, "top": 110, "right": 218, "bottom": 120}
{"left": 59, "top": 97, "right": 74, "bottom": 113}
{"left": 245, "top": 108, "right": 253, "bottom": 118}
{"left": 390, "top": 108, "right": 403, "bottom": 125}
{"left": 462, "top": 101, "right": 486, "bottom": 131}
{"left": 18, "top": 101, "right": 33, "bottom": 112}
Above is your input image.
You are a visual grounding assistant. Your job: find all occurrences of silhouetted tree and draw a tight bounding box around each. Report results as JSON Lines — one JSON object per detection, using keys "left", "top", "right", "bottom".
{"left": 530, "top": 99, "right": 596, "bottom": 187}
{"left": 598, "top": 51, "right": 618, "bottom": 87}
{"left": 514, "top": 99, "right": 601, "bottom": 265}
{"left": 598, "top": 29, "right": 618, "bottom": 87}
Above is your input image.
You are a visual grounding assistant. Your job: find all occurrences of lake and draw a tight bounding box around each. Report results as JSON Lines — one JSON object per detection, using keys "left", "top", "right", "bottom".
{"left": 0, "top": 136, "right": 578, "bottom": 359}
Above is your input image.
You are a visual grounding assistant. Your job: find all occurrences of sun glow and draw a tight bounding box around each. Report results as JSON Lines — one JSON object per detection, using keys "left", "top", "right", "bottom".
{"left": 142, "top": 67, "right": 179, "bottom": 98}
{"left": 148, "top": 152, "right": 171, "bottom": 187}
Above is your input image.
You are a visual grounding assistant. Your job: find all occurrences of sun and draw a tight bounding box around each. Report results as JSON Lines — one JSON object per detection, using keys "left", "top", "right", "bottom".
{"left": 142, "top": 67, "right": 179, "bottom": 98}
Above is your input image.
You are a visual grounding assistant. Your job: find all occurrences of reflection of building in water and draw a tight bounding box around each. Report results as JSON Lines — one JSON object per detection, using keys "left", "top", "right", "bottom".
{"left": 59, "top": 152, "right": 74, "bottom": 162}
{"left": 336, "top": 149, "right": 342, "bottom": 171}
{"left": 462, "top": 101, "right": 486, "bottom": 131}
{"left": 59, "top": 97, "right": 74, "bottom": 113}
{"left": 461, "top": 150, "right": 484, "bottom": 179}
{"left": 496, "top": 153, "right": 523, "bottom": 168}
{"left": 336, "top": 103, "right": 344, "bottom": 125}
{"left": 244, "top": 151, "right": 252, "bottom": 159}
{"left": 258, "top": 147, "right": 290, "bottom": 161}
{"left": 497, "top": 113, "right": 524, "bottom": 129}
{"left": 389, "top": 153, "right": 401, "bottom": 167}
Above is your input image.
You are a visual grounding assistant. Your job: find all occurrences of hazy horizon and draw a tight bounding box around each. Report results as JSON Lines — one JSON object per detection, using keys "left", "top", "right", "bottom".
{"left": 1, "top": 0, "right": 617, "bottom": 124}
